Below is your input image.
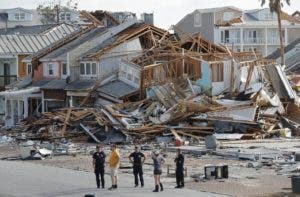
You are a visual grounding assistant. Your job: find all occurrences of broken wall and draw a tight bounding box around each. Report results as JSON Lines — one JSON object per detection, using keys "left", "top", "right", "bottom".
{"left": 98, "top": 38, "right": 142, "bottom": 81}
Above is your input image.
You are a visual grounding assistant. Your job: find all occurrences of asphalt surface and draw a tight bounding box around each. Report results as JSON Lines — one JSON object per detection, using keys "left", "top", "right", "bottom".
{"left": 0, "top": 160, "right": 227, "bottom": 197}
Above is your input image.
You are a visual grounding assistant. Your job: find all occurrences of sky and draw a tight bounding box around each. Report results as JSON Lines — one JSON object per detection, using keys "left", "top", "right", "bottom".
{"left": 0, "top": 0, "right": 299, "bottom": 29}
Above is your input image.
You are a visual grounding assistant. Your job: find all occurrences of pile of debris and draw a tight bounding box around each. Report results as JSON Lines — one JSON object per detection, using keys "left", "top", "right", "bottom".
{"left": 17, "top": 76, "right": 299, "bottom": 144}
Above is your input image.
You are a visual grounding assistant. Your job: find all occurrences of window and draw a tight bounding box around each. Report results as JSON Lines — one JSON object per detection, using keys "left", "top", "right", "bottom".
{"left": 92, "top": 63, "right": 97, "bottom": 75}
{"left": 62, "top": 63, "right": 67, "bottom": 75}
{"left": 221, "top": 31, "right": 224, "bottom": 43}
{"left": 14, "top": 13, "right": 20, "bottom": 21}
{"left": 127, "top": 69, "right": 133, "bottom": 81}
{"left": 66, "top": 13, "right": 71, "bottom": 21}
{"left": 27, "top": 64, "right": 32, "bottom": 75}
{"left": 80, "top": 62, "right": 97, "bottom": 76}
{"left": 86, "top": 63, "right": 91, "bottom": 75}
{"left": 60, "top": 13, "right": 65, "bottom": 21}
{"left": 14, "top": 12, "right": 26, "bottom": 21}
{"left": 60, "top": 12, "right": 71, "bottom": 21}
{"left": 48, "top": 64, "right": 53, "bottom": 76}
{"left": 211, "top": 63, "right": 224, "bottom": 82}
{"left": 80, "top": 63, "right": 85, "bottom": 75}
{"left": 194, "top": 12, "right": 202, "bottom": 27}
{"left": 20, "top": 13, "right": 25, "bottom": 20}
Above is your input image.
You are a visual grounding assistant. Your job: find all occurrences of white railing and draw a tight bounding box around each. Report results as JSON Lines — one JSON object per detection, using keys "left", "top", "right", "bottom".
{"left": 221, "top": 37, "right": 281, "bottom": 45}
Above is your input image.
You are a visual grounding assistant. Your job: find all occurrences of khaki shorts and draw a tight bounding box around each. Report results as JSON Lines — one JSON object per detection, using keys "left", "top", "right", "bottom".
{"left": 110, "top": 167, "right": 119, "bottom": 177}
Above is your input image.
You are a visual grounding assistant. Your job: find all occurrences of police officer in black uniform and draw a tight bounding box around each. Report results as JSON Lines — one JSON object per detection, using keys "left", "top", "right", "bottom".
{"left": 129, "top": 146, "right": 146, "bottom": 187}
{"left": 93, "top": 145, "right": 106, "bottom": 189}
{"left": 174, "top": 148, "right": 184, "bottom": 188}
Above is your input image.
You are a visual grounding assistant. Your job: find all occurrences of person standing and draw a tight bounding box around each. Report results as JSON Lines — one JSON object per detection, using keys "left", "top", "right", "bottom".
{"left": 129, "top": 146, "right": 146, "bottom": 187}
{"left": 93, "top": 145, "right": 106, "bottom": 189}
{"left": 108, "top": 144, "right": 120, "bottom": 190}
{"left": 174, "top": 148, "right": 184, "bottom": 188}
{"left": 151, "top": 150, "right": 165, "bottom": 192}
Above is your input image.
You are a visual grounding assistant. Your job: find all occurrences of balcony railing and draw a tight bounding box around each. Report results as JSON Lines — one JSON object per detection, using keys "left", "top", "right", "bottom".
{"left": 221, "top": 37, "right": 281, "bottom": 45}
{"left": 0, "top": 75, "right": 18, "bottom": 87}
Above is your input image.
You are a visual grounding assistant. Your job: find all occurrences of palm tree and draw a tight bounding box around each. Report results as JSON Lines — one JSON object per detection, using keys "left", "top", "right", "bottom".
{"left": 261, "top": 0, "right": 290, "bottom": 66}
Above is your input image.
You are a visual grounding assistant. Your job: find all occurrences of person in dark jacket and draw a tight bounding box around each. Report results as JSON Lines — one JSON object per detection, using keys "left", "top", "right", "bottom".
{"left": 174, "top": 148, "right": 184, "bottom": 188}
{"left": 93, "top": 145, "right": 106, "bottom": 188}
{"left": 152, "top": 150, "right": 165, "bottom": 192}
{"left": 129, "top": 146, "right": 146, "bottom": 187}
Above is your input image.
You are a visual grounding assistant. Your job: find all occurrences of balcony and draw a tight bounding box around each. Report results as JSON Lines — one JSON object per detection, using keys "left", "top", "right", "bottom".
{"left": 0, "top": 75, "right": 18, "bottom": 87}
{"left": 221, "top": 37, "right": 281, "bottom": 45}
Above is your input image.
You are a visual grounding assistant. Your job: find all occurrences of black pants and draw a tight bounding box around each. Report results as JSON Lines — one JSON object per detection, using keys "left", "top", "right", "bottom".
{"left": 95, "top": 167, "right": 105, "bottom": 188}
{"left": 176, "top": 169, "right": 184, "bottom": 187}
{"left": 133, "top": 165, "right": 144, "bottom": 186}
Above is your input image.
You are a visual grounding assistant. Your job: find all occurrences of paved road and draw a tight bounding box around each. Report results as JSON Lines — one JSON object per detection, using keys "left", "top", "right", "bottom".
{"left": 0, "top": 160, "right": 227, "bottom": 197}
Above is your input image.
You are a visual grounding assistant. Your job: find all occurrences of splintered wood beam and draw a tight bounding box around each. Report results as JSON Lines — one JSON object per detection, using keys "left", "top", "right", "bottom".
{"left": 80, "top": 10, "right": 104, "bottom": 26}
{"left": 61, "top": 108, "right": 72, "bottom": 137}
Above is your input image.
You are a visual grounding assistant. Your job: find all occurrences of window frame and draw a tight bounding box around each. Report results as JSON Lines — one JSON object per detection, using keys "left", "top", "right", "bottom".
{"left": 62, "top": 62, "right": 68, "bottom": 76}
{"left": 48, "top": 64, "right": 54, "bottom": 76}
{"left": 194, "top": 12, "right": 202, "bottom": 27}
{"left": 79, "top": 62, "right": 98, "bottom": 77}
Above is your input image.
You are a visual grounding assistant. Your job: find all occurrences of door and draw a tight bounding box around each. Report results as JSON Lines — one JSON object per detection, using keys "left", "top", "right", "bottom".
{"left": 224, "top": 30, "right": 229, "bottom": 43}
{"left": 4, "top": 63, "right": 10, "bottom": 85}
{"left": 253, "top": 31, "right": 257, "bottom": 43}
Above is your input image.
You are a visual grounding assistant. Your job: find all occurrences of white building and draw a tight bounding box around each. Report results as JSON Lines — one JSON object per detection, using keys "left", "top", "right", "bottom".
{"left": 176, "top": 7, "right": 300, "bottom": 57}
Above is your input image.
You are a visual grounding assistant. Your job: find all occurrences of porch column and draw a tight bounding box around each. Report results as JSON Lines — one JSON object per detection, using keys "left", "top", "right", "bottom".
{"left": 10, "top": 100, "right": 14, "bottom": 125}
{"left": 70, "top": 96, "right": 73, "bottom": 108}
{"left": 240, "top": 28, "right": 244, "bottom": 52}
{"left": 265, "top": 27, "right": 268, "bottom": 57}
{"left": 4, "top": 97, "right": 7, "bottom": 118}
{"left": 23, "top": 96, "right": 28, "bottom": 118}
{"left": 284, "top": 28, "right": 288, "bottom": 46}
{"left": 41, "top": 91, "right": 45, "bottom": 113}
{"left": 17, "top": 99, "right": 21, "bottom": 120}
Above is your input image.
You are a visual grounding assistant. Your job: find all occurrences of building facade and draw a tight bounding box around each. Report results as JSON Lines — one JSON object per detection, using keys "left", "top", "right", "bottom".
{"left": 176, "top": 7, "right": 300, "bottom": 57}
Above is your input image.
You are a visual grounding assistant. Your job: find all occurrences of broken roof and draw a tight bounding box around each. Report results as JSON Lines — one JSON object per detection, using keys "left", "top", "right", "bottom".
{"left": 98, "top": 80, "right": 138, "bottom": 98}
{"left": 0, "top": 23, "right": 79, "bottom": 55}
{"left": 83, "top": 23, "right": 168, "bottom": 60}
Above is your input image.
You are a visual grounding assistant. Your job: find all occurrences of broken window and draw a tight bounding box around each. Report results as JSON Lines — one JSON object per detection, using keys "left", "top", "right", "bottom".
{"left": 211, "top": 63, "right": 224, "bottom": 82}
{"left": 80, "top": 63, "right": 85, "bottom": 75}
{"left": 48, "top": 64, "right": 54, "bottom": 76}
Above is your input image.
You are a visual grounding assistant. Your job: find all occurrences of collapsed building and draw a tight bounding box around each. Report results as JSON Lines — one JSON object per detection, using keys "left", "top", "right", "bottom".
{"left": 0, "top": 11, "right": 299, "bottom": 144}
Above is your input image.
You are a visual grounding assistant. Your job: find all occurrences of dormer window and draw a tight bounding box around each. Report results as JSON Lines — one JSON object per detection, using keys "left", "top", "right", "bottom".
{"left": 11, "top": 11, "right": 29, "bottom": 21}
{"left": 60, "top": 12, "right": 71, "bottom": 21}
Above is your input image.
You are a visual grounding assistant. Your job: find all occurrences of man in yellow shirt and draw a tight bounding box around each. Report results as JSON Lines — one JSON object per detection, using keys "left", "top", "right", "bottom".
{"left": 108, "top": 144, "right": 120, "bottom": 190}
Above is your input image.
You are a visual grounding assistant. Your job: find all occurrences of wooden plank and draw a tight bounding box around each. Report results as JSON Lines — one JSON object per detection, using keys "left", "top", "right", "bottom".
{"left": 61, "top": 108, "right": 72, "bottom": 137}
